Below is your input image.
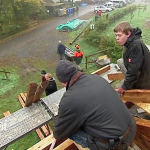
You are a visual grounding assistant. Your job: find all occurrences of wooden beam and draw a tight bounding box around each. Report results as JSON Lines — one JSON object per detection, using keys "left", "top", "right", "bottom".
{"left": 133, "top": 102, "right": 150, "bottom": 115}
{"left": 119, "top": 89, "right": 150, "bottom": 103}
{"left": 91, "top": 65, "right": 110, "bottom": 75}
{"left": 133, "top": 117, "right": 150, "bottom": 150}
{"left": 3, "top": 111, "right": 11, "bottom": 117}
{"left": 33, "top": 81, "right": 49, "bottom": 103}
{"left": 134, "top": 133, "right": 150, "bottom": 150}
{"left": 107, "top": 72, "right": 124, "bottom": 81}
{"left": 53, "top": 139, "right": 74, "bottom": 150}
{"left": 27, "top": 134, "right": 55, "bottom": 150}
{"left": 135, "top": 117, "right": 150, "bottom": 136}
{"left": 36, "top": 128, "right": 45, "bottom": 140}
{"left": 17, "top": 95, "right": 25, "bottom": 107}
{"left": 117, "top": 89, "right": 150, "bottom": 114}
{"left": 20, "top": 93, "right": 27, "bottom": 102}
{"left": 25, "top": 83, "right": 38, "bottom": 107}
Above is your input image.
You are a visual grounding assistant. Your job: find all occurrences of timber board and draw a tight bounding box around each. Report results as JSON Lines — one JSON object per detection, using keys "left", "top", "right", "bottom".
{"left": 95, "top": 64, "right": 122, "bottom": 83}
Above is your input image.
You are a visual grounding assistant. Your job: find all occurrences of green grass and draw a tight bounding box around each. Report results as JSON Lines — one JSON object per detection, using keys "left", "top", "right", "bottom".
{"left": 0, "top": 4, "right": 150, "bottom": 150}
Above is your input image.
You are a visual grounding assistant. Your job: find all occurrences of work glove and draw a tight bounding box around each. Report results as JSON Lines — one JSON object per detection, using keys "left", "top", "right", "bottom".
{"left": 118, "top": 87, "right": 125, "bottom": 96}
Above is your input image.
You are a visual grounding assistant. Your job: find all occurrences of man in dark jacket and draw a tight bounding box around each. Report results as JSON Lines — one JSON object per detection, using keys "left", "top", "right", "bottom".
{"left": 114, "top": 21, "right": 150, "bottom": 95}
{"left": 53, "top": 60, "right": 136, "bottom": 150}
{"left": 57, "top": 40, "right": 66, "bottom": 60}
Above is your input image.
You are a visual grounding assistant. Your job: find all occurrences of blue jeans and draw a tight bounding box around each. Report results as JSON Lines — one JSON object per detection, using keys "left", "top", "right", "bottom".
{"left": 69, "top": 130, "right": 109, "bottom": 150}
{"left": 69, "top": 130, "right": 89, "bottom": 148}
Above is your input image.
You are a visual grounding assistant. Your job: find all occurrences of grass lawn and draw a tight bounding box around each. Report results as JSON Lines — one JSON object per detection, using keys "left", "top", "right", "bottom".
{"left": 0, "top": 4, "right": 150, "bottom": 150}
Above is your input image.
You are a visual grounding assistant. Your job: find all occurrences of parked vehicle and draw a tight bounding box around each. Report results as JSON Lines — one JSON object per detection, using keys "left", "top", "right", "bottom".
{"left": 94, "top": 5, "right": 112, "bottom": 12}
{"left": 109, "top": 0, "right": 126, "bottom": 7}
{"left": 104, "top": 2, "right": 116, "bottom": 10}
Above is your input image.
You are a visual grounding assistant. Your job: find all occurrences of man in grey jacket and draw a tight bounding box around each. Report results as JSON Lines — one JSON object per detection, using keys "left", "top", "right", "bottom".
{"left": 53, "top": 60, "right": 136, "bottom": 150}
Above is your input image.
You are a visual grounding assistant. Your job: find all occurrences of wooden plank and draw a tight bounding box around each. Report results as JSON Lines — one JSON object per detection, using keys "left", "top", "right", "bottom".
{"left": 24, "top": 93, "right": 27, "bottom": 97}
{"left": 135, "top": 117, "right": 150, "bottom": 136}
{"left": 41, "top": 125, "right": 50, "bottom": 136}
{"left": 133, "top": 102, "right": 150, "bottom": 115}
{"left": 3, "top": 111, "right": 11, "bottom": 117}
{"left": 41, "top": 124, "right": 52, "bottom": 136}
{"left": 133, "top": 117, "right": 150, "bottom": 150}
{"left": 117, "top": 89, "right": 150, "bottom": 114}
{"left": 17, "top": 95, "right": 25, "bottom": 107}
{"left": 134, "top": 133, "right": 150, "bottom": 150}
{"left": 91, "top": 65, "right": 110, "bottom": 75}
{"left": 45, "top": 124, "right": 53, "bottom": 134}
{"left": 36, "top": 128, "right": 45, "bottom": 140}
{"left": 33, "top": 81, "right": 49, "bottom": 103}
{"left": 53, "top": 139, "right": 74, "bottom": 150}
{"left": 107, "top": 72, "right": 124, "bottom": 81}
{"left": 119, "top": 89, "right": 150, "bottom": 103}
{"left": 20, "top": 93, "right": 27, "bottom": 102}
{"left": 25, "top": 83, "right": 38, "bottom": 107}
{"left": 27, "top": 134, "right": 55, "bottom": 150}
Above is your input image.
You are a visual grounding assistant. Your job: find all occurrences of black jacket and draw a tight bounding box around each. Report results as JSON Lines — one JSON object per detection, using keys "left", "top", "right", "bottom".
{"left": 123, "top": 27, "right": 150, "bottom": 90}
{"left": 53, "top": 73, "right": 133, "bottom": 140}
{"left": 45, "top": 78, "right": 57, "bottom": 96}
{"left": 57, "top": 43, "right": 66, "bottom": 54}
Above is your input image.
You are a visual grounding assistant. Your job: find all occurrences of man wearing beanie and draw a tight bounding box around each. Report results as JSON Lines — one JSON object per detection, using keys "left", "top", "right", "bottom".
{"left": 41, "top": 70, "right": 47, "bottom": 82}
{"left": 53, "top": 60, "right": 136, "bottom": 150}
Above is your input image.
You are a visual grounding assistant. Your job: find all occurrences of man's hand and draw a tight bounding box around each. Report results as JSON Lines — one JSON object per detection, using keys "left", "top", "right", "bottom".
{"left": 118, "top": 87, "right": 125, "bottom": 96}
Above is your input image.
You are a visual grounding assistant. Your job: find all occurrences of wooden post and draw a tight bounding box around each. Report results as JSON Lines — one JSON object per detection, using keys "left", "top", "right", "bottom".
{"left": 4, "top": 69, "right": 9, "bottom": 80}
{"left": 33, "top": 81, "right": 49, "bottom": 103}
{"left": 25, "top": 83, "right": 38, "bottom": 107}
{"left": 85, "top": 57, "right": 88, "bottom": 69}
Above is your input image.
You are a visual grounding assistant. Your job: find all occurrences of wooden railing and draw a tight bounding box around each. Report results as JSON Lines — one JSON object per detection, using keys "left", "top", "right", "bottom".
{"left": 84, "top": 49, "right": 111, "bottom": 69}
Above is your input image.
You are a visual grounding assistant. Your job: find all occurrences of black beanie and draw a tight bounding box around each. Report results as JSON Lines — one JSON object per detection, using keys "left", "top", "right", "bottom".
{"left": 41, "top": 70, "right": 46, "bottom": 74}
{"left": 55, "top": 60, "right": 77, "bottom": 83}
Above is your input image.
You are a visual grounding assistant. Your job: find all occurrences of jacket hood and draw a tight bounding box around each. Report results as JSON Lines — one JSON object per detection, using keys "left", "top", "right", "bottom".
{"left": 124, "top": 27, "right": 142, "bottom": 47}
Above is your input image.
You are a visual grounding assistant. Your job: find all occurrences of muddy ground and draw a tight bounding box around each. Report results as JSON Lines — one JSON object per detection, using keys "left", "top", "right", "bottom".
{"left": 0, "top": 11, "right": 95, "bottom": 77}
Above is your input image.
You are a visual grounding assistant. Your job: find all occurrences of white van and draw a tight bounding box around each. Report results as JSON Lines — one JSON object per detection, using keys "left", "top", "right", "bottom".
{"left": 109, "top": 0, "right": 126, "bottom": 7}
{"left": 104, "top": 2, "right": 116, "bottom": 10}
